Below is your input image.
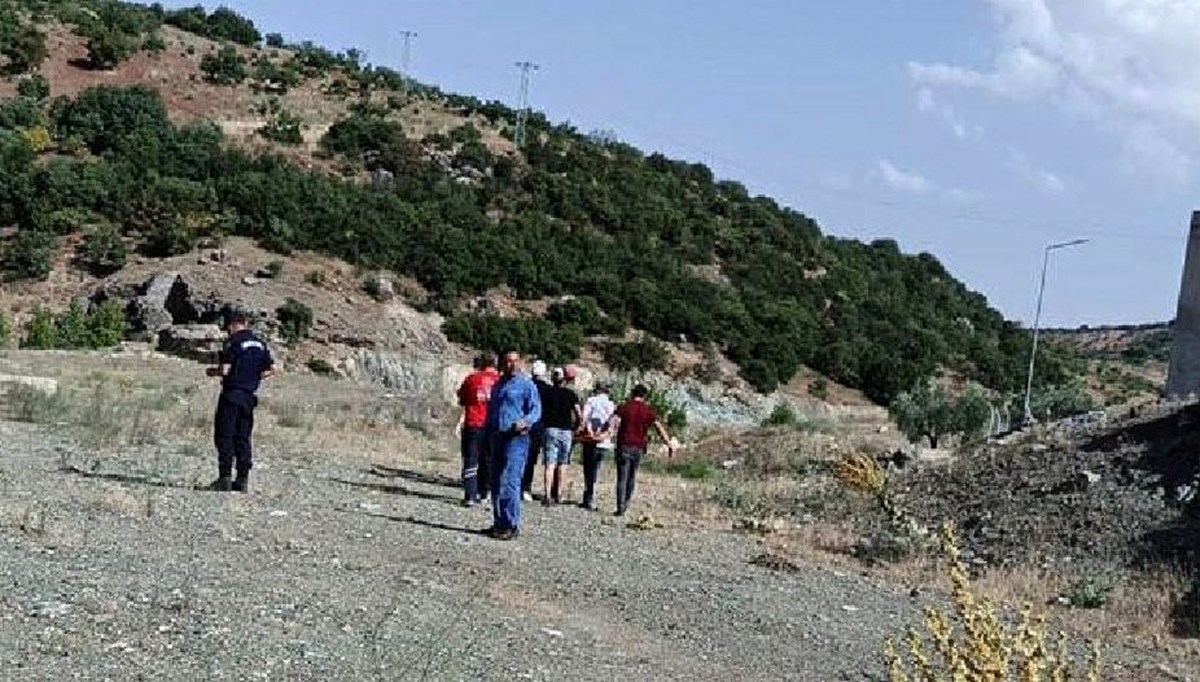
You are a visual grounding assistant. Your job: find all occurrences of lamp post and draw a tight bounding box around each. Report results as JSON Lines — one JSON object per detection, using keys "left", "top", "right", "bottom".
{"left": 1023, "top": 238, "right": 1088, "bottom": 425}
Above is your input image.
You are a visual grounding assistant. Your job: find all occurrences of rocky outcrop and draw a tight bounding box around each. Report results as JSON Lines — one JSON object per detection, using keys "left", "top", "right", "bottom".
{"left": 156, "top": 325, "right": 225, "bottom": 363}
{"left": 343, "top": 351, "right": 469, "bottom": 403}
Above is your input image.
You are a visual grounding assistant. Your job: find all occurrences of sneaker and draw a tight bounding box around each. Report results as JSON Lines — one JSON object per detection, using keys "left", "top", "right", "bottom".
{"left": 541, "top": 497, "right": 552, "bottom": 508}
{"left": 522, "top": 492, "right": 534, "bottom": 502}
{"left": 464, "top": 499, "right": 479, "bottom": 508}
{"left": 204, "top": 477, "right": 233, "bottom": 492}
{"left": 580, "top": 502, "right": 595, "bottom": 512}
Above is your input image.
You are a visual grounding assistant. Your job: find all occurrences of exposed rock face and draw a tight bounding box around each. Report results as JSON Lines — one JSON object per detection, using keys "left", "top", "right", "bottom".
{"left": 343, "top": 351, "right": 469, "bottom": 405}
{"left": 157, "top": 324, "right": 225, "bottom": 363}
{"left": 124, "top": 273, "right": 227, "bottom": 339}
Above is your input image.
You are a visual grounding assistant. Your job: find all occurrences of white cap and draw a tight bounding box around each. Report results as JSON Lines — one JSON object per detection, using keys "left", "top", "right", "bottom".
{"left": 531, "top": 360, "right": 548, "bottom": 378}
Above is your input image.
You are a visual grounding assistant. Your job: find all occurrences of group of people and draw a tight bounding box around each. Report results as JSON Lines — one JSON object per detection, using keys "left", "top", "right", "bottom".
{"left": 199, "top": 312, "right": 676, "bottom": 543}
{"left": 456, "top": 351, "right": 676, "bottom": 541}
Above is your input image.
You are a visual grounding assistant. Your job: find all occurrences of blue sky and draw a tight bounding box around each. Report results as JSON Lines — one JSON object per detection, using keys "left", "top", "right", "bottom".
{"left": 167, "top": 1, "right": 1198, "bottom": 327}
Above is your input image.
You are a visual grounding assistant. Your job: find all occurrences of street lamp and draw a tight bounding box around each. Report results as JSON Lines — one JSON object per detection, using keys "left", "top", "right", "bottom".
{"left": 1022, "top": 238, "right": 1089, "bottom": 425}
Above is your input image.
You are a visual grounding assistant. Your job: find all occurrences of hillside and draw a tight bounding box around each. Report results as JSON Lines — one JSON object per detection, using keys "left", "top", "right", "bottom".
{"left": 0, "top": 0, "right": 1082, "bottom": 405}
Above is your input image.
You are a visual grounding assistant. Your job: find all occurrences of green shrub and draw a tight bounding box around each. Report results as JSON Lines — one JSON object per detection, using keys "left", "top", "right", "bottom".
{"left": 762, "top": 403, "right": 798, "bottom": 427}
{"left": 277, "top": 298, "right": 313, "bottom": 345}
{"left": 1025, "top": 381, "right": 1098, "bottom": 422}
{"left": 610, "top": 376, "right": 688, "bottom": 432}
{"left": 0, "top": 20, "right": 48, "bottom": 75}
{"left": 142, "top": 216, "right": 194, "bottom": 257}
{"left": 17, "top": 299, "right": 125, "bottom": 350}
{"left": 85, "top": 27, "right": 138, "bottom": 69}
{"left": 603, "top": 337, "right": 670, "bottom": 373}
{"left": 49, "top": 85, "right": 172, "bottom": 154}
{"left": 257, "top": 103, "right": 304, "bottom": 145}
{"left": 200, "top": 45, "right": 248, "bottom": 85}
{"left": 86, "top": 300, "right": 127, "bottom": 347}
{"left": 141, "top": 32, "right": 167, "bottom": 54}
{"left": 16, "top": 74, "right": 50, "bottom": 101}
{"left": 443, "top": 314, "right": 582, "bottom": 366}
{"left": 808, "top": 378, "right": 829, "bottom": 401}
{"left": 306, "top": 358, "right": 336, "bottom": 376}
{"left": 23, "top": 308, "right": 57, "bottom": 349}
{"left": 264, "top": 32, "right": 285, "bottom": 48}
{"left": 1064, "top": 575, "right": 1112, "bottom": 610}
{"left": 80, "top": 223, "right": 128, "bottom": 275}
{"left": 642, "top": 458, "right": 714, "bottom": 480}
{"left": 4, "top": 229, "right": 57, "bottom": 281}
{"left": 54, "top": 300, "right": 91, "bottom": 348}
{"left": 166, "top": 6, "right": 261, "bottom": 46}
{"left": 0, "top": 97, "right": 44, "bottom": 129}
{"left": 546, "top": 297, "right": 623, "bottom": 336}
{"left": 889, "top": 381, "right": 993, "bottom": 449}
{"left": 264, "top": 260, "right": 284, "bottom": 278}
{"left": 0, "top": 310, "right": 10, "bottom": 348}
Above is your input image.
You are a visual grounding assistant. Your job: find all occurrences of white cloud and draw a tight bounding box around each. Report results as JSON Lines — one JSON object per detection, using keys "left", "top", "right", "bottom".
{"left": 1007, "top": 148, "right": 1067, "bottom": 194}
{"left": 916, "top": 88, "right": 982, "bottom": 139}
{"left": 876, "top": 160, "right": 932, "bottom": 194}
{"left": 909, "top": 0, "right": 1200, "bottom": 184}
{"left": 872, "top": 160, "right": 978, "bottom": 203}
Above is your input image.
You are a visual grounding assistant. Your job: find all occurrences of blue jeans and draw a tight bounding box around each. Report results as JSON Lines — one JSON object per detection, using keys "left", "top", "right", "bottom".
{"left": 490, "top": 432, "right": 530, "bottom": 531}
{"left": 543, "top": 428, "right": 574, "bottom": 465}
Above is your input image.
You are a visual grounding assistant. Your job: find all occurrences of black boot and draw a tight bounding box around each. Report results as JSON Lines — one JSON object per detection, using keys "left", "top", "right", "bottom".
{"left": 232, "top": 475, "right": 249, "bottom": 493}
{"left": 205, "top": 477, "right": 233, "bottom": 492}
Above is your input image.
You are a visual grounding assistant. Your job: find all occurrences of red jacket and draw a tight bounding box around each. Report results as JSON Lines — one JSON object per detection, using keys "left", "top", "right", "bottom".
{"left": 458, "top": 368, "right": 499, "bottom": 429}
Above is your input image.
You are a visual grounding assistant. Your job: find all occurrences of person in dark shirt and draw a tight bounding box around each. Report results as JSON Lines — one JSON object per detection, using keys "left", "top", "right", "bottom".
{"left": 539, "top": 367, "right": 582, "bottom": 506}
{"left": 522, "top": 360, "right": 552, "bottom": 501}
{"left": 608, "top": 384, "right": 674, "bottom": 516}
{"left": 205, "top": 310, "right": 275, "bottom": 493}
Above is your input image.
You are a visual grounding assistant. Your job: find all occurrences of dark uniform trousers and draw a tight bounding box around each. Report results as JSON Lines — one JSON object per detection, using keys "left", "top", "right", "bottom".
{"left": 214, "top": 390, "right": 256, "bottom": 480}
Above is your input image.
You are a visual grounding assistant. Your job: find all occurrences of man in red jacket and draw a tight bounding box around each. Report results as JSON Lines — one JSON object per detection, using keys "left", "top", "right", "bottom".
{"left": 456, "top": 354, "right": 500, "bottom": 506}
{"left": 608, "top": 384, "right": 675, "bottom": 516}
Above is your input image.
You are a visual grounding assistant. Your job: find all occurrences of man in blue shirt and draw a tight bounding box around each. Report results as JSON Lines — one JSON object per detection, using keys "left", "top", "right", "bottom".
{"left": 484, "top": 351, "right": 542, "bottom": 540}
{"left": 205, "top": 310, "right": 275, "bottom": 493}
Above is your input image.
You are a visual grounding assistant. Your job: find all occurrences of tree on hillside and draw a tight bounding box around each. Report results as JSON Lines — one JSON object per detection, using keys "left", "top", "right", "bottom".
{"left": 200, "top": 45, "right": 248, "bottom": 85}
{"left": 85, "top": 27, "right": 137, "bottom": 70}
{"left": 0, "top": 21, "right": 48, "bottom": 75}
{"left": 889, "top": 380, "right": 993, "bottom": 449}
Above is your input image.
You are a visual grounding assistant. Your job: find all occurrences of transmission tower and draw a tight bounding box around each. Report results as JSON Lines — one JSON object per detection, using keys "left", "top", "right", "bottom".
{"left": 514, "top": 61, "right": 540, "bottom": 147}
{"left": 399, "top": 30, "right": 418, "bottom": 95}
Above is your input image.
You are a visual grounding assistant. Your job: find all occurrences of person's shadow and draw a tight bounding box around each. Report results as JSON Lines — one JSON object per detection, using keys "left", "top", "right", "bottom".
{"left": 369, "top": 464, "right": 460, "bottom": 489}
{"left": 332, "top": 478, "right": 462, "bottom": 505}
{"left": 365, "top": 511, "right": 489, "bottom": 537}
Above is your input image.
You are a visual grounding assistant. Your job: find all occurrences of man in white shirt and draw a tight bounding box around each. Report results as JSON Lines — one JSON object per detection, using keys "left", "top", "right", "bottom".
{"left": 578, "top": 381, "right": 617, "bottom": 511}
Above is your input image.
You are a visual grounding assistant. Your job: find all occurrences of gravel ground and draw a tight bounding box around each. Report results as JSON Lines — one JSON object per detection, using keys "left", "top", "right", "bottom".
{"left": 0, "top": 419, "right": 918, "bottom": 682}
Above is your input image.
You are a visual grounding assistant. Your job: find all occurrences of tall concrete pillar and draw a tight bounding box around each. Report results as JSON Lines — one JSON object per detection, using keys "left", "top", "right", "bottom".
{"left": 1166, "top": 211, "right": 1200, "bottom": 398}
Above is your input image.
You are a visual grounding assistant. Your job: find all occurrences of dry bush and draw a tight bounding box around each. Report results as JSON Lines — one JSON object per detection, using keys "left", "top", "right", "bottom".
{"left": 886, "top": 524, "right": 1102, "bottom": 682}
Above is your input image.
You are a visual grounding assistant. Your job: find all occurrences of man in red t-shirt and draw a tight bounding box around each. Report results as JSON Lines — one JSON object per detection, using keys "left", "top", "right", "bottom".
{"left": 608, "top": 384, "right": 675, "bottom": 516}
{"left": 457, "top": 354, "right": 500, "bottom": 506}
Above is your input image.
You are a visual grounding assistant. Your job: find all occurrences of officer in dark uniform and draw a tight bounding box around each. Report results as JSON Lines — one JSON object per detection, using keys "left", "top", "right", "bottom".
{"left": 205, "top": 310, "right": 275, "bottom": 492}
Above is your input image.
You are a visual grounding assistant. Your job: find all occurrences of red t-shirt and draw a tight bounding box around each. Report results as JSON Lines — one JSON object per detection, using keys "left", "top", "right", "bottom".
{"left": 459, "top": 368, "right": 499, "bottom": 429}
{"left": 616, "top": 399, "right": 658, "bottom": 450}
